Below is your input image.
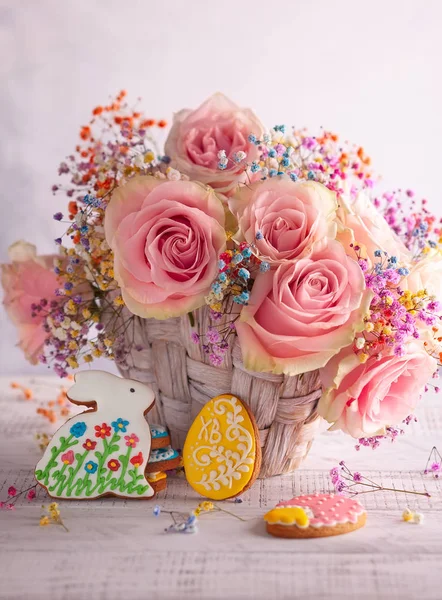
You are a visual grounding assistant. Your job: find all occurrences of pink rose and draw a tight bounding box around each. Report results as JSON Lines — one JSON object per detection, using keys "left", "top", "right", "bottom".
{"left": 1, "top": 241, "right": 60, "bottom": 363}
{"left": 164, "top": 93, "right": 264, "bottom": 194}
{"left": 235, "top": 240, "right": 371, "bottom": 375}
{"left": 403, "top": 249, "right": 442, "bottom": 299}
{"left": 229, "top": 179, "right": 338, "bottom": 264}
{"left": 318, "top": 343, "right": 436, "bottom": 437}
{"left": 337, "top": 191, "right": 411, "bottom": 263}
{"left": 104, "top": 176, "right": 226, "bottom": 319}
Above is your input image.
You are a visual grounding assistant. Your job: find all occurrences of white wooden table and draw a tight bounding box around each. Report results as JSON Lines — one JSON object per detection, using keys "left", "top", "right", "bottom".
{"left": 1, "top": 375, "right": 442, "bottom": 600}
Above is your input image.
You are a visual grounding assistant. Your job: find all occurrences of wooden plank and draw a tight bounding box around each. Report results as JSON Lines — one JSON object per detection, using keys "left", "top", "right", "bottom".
{"left": 1, "top": 375, "right": 442, "bottom": 599}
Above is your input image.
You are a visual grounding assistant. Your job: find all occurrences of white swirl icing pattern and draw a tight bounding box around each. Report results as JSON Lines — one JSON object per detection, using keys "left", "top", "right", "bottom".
{"left": 192, "top": 396, "right": 254, "bottom": 492}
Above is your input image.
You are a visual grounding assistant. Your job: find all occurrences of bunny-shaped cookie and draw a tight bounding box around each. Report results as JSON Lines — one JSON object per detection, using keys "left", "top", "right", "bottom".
{"left": 35, "top": 371, "right": 156, "bottom": 499}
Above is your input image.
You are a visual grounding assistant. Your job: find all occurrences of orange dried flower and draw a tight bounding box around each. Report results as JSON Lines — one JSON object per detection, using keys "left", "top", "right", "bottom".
{"left": 68, "top": 200, "right": 78, "bottom": 215}
{"left": 80, "top": 126, "right": 91, "bottom": 141}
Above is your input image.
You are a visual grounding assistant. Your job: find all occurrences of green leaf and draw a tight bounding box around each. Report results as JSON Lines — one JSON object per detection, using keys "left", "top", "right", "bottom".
{"left": 135, "top": 485, "right": 150, "bottom": 496}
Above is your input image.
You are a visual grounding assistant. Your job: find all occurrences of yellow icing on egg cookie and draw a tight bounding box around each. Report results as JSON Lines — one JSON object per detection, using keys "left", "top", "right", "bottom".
{"left": 183, "top": 394, "right": 260, "bottom": 500}
{"left": 264, "top": 507, "right": 310, "bottom": 528}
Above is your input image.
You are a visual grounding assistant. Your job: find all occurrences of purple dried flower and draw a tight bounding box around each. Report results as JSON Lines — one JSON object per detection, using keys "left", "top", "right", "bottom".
{"left": 209, "top": 353, "right": 223, "bottom": 367}
{"left": 191, "top": 332, "right": 200, "bottom": 344}
{"left": 206, "top": 328, "right": 220, "bottom": 344}
{"left": 335, "top": 480, "right": 347, "bottom": 493}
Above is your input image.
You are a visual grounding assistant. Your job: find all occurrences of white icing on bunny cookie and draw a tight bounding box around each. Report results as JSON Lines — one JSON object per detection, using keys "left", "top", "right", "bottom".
{"left": 35, "top": 371, "right": 156, "bottom": 500}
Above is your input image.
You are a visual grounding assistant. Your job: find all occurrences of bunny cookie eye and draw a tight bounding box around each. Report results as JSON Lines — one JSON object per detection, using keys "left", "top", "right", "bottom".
{"left": 130, "top": 388, "right": 135, "bottom": 393}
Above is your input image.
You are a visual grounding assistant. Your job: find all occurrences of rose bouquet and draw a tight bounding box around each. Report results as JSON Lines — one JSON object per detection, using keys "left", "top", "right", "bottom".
{"left": 3, "top": 91, "right": 441, "bottom": 476}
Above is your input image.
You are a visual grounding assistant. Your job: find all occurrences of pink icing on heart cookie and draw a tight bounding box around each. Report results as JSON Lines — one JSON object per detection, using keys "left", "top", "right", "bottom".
{"left": 277, "top": 493, "right": 365, "bottom": 528}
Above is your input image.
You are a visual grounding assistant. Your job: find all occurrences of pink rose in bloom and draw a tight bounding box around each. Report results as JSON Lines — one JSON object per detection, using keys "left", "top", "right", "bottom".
{"left": 235, "top": 240, "right": 371, "bottom": 375}
{"left": 104, "top": 176, "right": 226, "bottom": 319}
{"left": 229, "top": 179, "right": 338, "bottom": 264}
{"left": 1, "top": 242, "right": 60, "bottom": 364}
{"left": 164, "top": 93, "right": 264, "bottom": 194}
{"left": 403, "top": 249, "right": 442, "bottom": 299}
{"left": 318, "top": 343, "right": 437, "bottom": 437}
{"left": 337, "top": 191, "right": 411, "bottom": 263}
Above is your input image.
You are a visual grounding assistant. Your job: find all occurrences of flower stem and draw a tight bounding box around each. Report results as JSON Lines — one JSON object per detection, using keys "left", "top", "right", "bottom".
{"left": 214, "top": 505, "right": 247, "bottom": 522}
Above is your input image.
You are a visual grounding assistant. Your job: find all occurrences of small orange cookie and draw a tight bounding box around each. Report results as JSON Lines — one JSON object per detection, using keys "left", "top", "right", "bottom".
{"left": 183, "top": 394, "right": 261, "bottom": 500}
{"left": 264, "top": 493, "right": 366, "bottom": 538}
{"left": 147, "top": 471, "right": 168, "bottom": 493}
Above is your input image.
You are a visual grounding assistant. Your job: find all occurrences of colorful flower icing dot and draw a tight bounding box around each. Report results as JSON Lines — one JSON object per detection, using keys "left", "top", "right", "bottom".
{"left": 111, "top": 418, "right": 129, "bottom": 433}
{"left": 94, "top": 423, "right": 111, "bottom": 438}
{"left": 70, "top": 421, "right": 87, "bottom": 438}
{"left": 84, "top": 461, "right": 98, "bottom": 474}
{"left": 108, "top": 459, "right": 121, "bottom": 472}
{"left": 61, "top": 450, "right": 74, "bottom": 465}
{"left": 82, "top": 439, "right": 97, "bottom": 451}
{"left": 130, "top": 452, "right": 144, "bottom": 468}
{"left": 124, "top": 433, "right": 139, "bottom": 448}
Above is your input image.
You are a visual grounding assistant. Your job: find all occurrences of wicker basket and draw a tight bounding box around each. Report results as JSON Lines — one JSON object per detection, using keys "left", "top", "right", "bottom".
{"left": 113, "top": 306, "right": 323, "bottom": 478}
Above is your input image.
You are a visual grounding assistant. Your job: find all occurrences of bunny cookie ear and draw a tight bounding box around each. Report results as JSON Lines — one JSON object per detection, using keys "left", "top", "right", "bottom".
{"left": 67, "top": 370, "right": 107, "bottom": 407}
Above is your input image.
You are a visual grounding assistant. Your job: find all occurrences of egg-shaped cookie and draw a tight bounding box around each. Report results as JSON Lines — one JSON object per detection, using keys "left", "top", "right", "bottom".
{"left": 183, "top": 394, "right": 261, "bottom": 500}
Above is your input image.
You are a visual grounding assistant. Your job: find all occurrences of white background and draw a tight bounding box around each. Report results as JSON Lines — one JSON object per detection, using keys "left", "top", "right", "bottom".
{"left": 1, "top": 0, "right": 441, "bottom": 374}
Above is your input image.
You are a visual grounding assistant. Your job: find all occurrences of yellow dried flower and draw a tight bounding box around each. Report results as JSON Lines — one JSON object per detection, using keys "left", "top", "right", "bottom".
{"left": 358, "top": 353, "right": 369, "bottom": 364}
{"left": 113, "top": 295, "right": 125, "bottom": 307}
{"left": 199, "top": 501, "right": 214, "bottom": 512}
{"left": 83, "top": 355, "right": 93, "bottom": 363}
{"left": 64, "top": 300, "right": 76, "bottom": 315}
{"left": 67, "top": 357, "right": 79, "bottom": 369}
{"left": 104, "top": 338, "right": 113, "bottom": 348}
{"left": 364, "top": 322, "right": 374, "bottom": 332}
{"left": 39, "top": 516, "right": 50, "bottom": 527}
{"left": 82, "top": 308, "right": 91, "bottom": 319}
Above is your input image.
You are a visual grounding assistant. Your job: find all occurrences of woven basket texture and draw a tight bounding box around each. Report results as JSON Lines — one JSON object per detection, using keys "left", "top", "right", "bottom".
{"left": 114, "top": 306, "right": 323, "bottom": 478}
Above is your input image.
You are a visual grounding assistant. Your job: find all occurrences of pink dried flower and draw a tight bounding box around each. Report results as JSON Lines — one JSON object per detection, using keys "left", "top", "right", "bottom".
{"left": 209, "top": 353, "right": 223, "bottom": 367}
{"left": 7, "top": 486, "right": 17, "bottom": 497}
{"left": 27, "top": 489, "right": 36, "bottom": 501}
{"left": 206, "top": 328, "right": 221, "bottom": 344}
